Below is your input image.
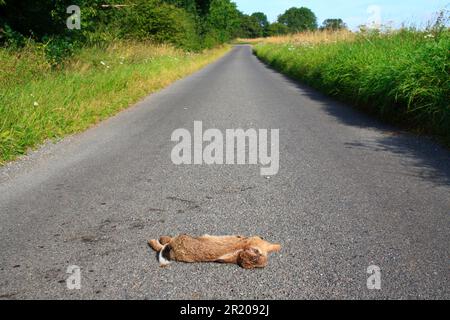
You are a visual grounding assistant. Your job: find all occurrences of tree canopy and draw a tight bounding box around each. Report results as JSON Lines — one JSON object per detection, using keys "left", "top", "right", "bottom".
{"left": 278, "top": 7, "right": 318, "bottom": 32}
{"left": 251, "top": 12, "right": 269, "bottom": 36}
{"left": 321, "top": 18, "right": 347, "bottom": 31}
{"left": 206, "top": 0, "right": 241, "bottom": 42}
{"left": 239, "top": 14, "right": 263, "bottom": 38}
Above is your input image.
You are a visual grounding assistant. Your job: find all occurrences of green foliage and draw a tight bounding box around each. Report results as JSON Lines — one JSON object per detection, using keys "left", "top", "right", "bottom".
{"left": 278, "top": 7, "right": 318, "bottom": 32}
{"left": 239, "top": 14, "right": 263, "bottom": 38}
{"left": 0, "top": 0, "right": 322, "bottom": 47}
{"left": 195, "top": 0, "right": 213, "bottom": 16}
{"left": 267, "top": 22, "right": 289, "bottom": 36}
{"left": 0, "top": 24, "right": 26, "bottom": 48}
{"left": 0, "top": 0, "right": 60, "bottom": 38}
{"left": 251, "top": 12, "right": 270, "bottom": 36}
{"left": 41, "top": 36, "right": 77, "bottom": 66}
{"left": 254, "top": 29, "right": 450, "bottom": 144}
{"left": 321, "top": 19, "right": 347, "bottom": 31}
{"left": 0, "top": 0, "right": 248, "bottom": 52}
{"left": 162, "top": 0, "right": 198, "bottom": 14}
{"left": 206, "top": 0, "right": 241, "bottom": 42}
{"left": 120, "top": 0, "right": 201, "bottom": 50}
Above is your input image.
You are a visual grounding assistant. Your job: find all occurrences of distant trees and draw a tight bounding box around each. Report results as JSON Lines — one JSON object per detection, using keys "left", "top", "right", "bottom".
{"left": 251, "top": 12, "right": 269, "bottom": 36}
{"left": 206, "top": 0, "right": 241, "bottom": 42}
{"left": 240, "top": 6, "right": 320, "bottom": 38}
{"left": 321, "top": 19, "right": 347, "bottom": 31}
{"left": 277, "top": 7, "right": 318, "bottom": 33}
{"left": 239, "top": 14, "right": 263, "bottom": 38}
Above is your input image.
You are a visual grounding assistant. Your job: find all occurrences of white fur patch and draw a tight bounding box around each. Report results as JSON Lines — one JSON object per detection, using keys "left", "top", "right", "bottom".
{"left": 159, "top": 244, "right": 171, "bottom": 266}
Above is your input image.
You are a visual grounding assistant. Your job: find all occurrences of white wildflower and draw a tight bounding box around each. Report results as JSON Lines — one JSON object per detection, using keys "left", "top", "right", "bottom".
{"left": 33, "top": 101, "right": 39, "bottom": 107}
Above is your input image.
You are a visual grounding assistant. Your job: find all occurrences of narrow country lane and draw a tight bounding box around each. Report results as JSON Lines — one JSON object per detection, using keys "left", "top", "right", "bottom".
{"left": 0, "top": 46, "right": 449, "bottom": 299}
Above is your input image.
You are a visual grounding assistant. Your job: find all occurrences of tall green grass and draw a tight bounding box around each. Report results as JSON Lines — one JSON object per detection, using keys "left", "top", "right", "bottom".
{"left": 254, "top": 29, "right": 450, "bottom": 144}
{"left": 0, "top": 41, "right": 230, "bottom": 164}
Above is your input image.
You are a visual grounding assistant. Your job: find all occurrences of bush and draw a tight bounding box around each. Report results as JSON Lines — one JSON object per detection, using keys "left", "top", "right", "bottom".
{"left": 0, "top": 24, "right": 26, "bottom": 48}
{"left": 41, "top": 36, "right": 77, "bottom": 66}
{"left": 267, "top": 23, "right": 289, "bottom": 36}
{"left": 120, "top": 0, "right": 202, "bottom": 50}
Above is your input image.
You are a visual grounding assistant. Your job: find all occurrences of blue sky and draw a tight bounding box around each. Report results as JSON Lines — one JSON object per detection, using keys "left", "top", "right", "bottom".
{"left": 234, "top": 0, "right": 449, "bottom": 30}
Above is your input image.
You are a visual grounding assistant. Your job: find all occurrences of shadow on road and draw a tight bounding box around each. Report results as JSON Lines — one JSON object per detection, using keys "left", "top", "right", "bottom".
{"left": 256, "top": 57, "right": 450, "bottom": 188}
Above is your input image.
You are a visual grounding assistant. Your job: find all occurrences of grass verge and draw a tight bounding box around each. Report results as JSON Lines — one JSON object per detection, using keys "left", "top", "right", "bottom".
{"left": 253, "top": 29, "right": 450, "bottom": 145}
{"left": 0, "top": 42, "right": 230, "bottom": 164}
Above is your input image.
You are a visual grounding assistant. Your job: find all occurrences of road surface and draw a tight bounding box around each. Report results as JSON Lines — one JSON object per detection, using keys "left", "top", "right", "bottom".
{"left": 0, "top": 45, "right": 449, "bottom": 299}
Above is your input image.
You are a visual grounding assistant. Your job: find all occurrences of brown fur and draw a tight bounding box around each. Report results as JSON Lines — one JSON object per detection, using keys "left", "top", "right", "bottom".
{"left": 148, "top": 235, "right": 281, "bottom": 269}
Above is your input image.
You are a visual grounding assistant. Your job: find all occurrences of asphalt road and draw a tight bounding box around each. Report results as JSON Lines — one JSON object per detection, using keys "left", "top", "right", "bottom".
{"left": 0, "top": 45, "right": 449, "bottom": 300}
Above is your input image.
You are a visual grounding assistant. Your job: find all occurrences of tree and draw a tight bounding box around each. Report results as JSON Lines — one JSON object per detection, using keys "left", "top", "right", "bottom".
{"left": 162, "top": 0, "right": 198, "bottom": 15}
{"left": 251, "top": 12, "right": 269, "bottom": 36}
{"left": 278, "top": 7, "right": 318, "bottom": 33}
{"left": 206, "top": 0, "right": 241, "bottom": 42}
{"left": 195, "top": 0, "right": 212, "bottom": 16}
{"left": 267, "top": 22, "right": 289, "bottom": 36}
{"left": 0, "top": 0, "right": 61, "bottom": 38}
{"left": 321, "top": 19, "right": 347, "bottom": 31}
{"left": 239, "top": 14, "right": 263, "bottom": 38}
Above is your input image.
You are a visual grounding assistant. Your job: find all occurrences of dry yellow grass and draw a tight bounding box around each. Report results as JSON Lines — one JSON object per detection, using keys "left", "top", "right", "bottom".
{"left": 238, "top": 29, "right": 356, "bottom": 46}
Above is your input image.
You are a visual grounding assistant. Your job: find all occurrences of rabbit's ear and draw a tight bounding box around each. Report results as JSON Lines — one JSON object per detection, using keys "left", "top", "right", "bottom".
{"left": 238, "top": 247, "right": 268, "bottom": 269}
{"left": 148, "top": 239, "right": 164, "bottom": 252}
{"left": 159, "top": 236, "right": 172, "bottom": 245}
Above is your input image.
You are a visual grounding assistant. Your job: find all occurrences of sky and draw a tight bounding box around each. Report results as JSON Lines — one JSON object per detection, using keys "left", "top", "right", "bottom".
{"left": 234, "top": 0, "right": 449, "bottom": 30}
